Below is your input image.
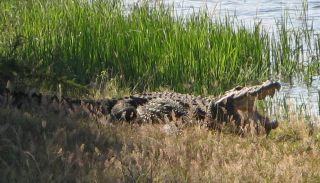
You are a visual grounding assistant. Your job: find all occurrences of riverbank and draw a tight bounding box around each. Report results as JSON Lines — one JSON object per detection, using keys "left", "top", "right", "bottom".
{"left": 1, "top": 1, "right": 320, "bottom": 182}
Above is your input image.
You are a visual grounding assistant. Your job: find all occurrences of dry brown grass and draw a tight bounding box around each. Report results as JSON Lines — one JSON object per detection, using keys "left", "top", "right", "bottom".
{"left": 1, "top": 107, "right": 320, "bottom": 183}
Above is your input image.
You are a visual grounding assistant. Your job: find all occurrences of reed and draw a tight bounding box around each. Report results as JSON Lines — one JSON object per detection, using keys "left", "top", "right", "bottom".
{"left": 0, "top": 0, "right": 272, "bottom": 95}
{"left": 0, "top": 0, "right": 319, "bottom": 95}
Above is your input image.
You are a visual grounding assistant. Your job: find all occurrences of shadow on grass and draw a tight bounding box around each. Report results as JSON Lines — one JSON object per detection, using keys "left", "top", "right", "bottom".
{"left": 1, "top": 107, "right": 320, "bottom": 182}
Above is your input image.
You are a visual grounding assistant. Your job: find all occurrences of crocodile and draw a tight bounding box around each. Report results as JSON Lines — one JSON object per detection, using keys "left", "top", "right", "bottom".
{"left": 0, "top": 80, "right": 281, "bottom": 135}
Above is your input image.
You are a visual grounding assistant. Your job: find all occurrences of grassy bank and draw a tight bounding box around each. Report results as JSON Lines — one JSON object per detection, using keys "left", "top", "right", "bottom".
{"left": 0, "top": 0, "right": 274, "bottom": 95}
{"left": 1, "top": 0, "right": 319, "bottom": 95}
{"left": 1, "top": 1, "right": 320, "bottom": 182}
{"left": 1, "top": 108, "right": 320, "bottom": 182}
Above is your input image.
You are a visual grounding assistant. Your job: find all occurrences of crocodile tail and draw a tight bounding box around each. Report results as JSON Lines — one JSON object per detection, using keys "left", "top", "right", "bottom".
{"left": 0, "top": 85, "right": 120, "bottom": 122}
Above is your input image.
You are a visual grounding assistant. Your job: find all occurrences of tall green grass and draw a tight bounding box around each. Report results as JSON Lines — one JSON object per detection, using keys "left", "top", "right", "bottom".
{"left": 271, "top": 1, "right": 320, "bottom": 82}
{"left": 0, "top": 0, "right": 319, "bottom": 95}
{"left": 0, "top": 0, "right": 272, "bottom": 95}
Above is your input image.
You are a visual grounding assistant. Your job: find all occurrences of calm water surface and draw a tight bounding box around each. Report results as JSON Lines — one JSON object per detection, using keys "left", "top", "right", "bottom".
{"left": 125, "top": 0, "right": 320, "bottom": 117}
{"left": 126, "top": 0, "right": 320, "bottom": 30}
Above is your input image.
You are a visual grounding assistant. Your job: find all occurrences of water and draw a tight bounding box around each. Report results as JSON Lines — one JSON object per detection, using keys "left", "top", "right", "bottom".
{"left": 124, "top": 0, "right": 320, "bottom": 117}
{"left": 125, "top": 0, "right": 320, "bottom": 31}
{"left": 276, "top": 76, "right": 320, "bottom": 117}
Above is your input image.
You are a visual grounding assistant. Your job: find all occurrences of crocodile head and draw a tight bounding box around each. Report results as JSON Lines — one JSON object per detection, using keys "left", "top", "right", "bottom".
{"left": 217, "top": 80, "right": 281, "bottom": 111}
{"left": 209, "top": 80, "right": 281, "bottom": 135}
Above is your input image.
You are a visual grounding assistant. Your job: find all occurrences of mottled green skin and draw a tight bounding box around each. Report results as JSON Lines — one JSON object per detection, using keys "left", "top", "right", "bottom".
{"left": 0, "top": 80, "right": 281, "bottom": 135}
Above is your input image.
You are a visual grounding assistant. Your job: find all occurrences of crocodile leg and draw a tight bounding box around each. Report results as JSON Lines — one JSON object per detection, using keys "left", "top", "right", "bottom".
{"left": 249, "top": 110, "right": 278, "bottom": 136}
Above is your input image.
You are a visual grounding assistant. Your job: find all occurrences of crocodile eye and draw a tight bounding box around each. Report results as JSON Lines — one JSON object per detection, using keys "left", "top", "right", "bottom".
{"left": 234, "top": 86, "right": 243, "bottom": 90}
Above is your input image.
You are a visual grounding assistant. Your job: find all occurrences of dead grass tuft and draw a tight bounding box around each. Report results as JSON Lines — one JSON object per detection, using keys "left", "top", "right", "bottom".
{"left": 1, "top": 108, "right": 320, "bottom": 182}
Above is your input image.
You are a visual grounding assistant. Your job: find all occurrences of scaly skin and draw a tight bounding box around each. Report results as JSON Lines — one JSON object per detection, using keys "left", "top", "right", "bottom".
{"left": 0, "top": 80, "right": 281, "bottom": 135}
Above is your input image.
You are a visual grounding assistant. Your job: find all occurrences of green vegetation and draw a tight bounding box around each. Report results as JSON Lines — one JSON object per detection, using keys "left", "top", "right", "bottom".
{"left": 1, "top": 0, "right": 320, "bottom": 182}
{"left": 0, "top": 0, "right": 274, "bottom": 95}
{"left": 270, "top": 1, "right": 320, "bottom": 81}
{"left": 1, "top": 0, "right": 319, "bottom": 94}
